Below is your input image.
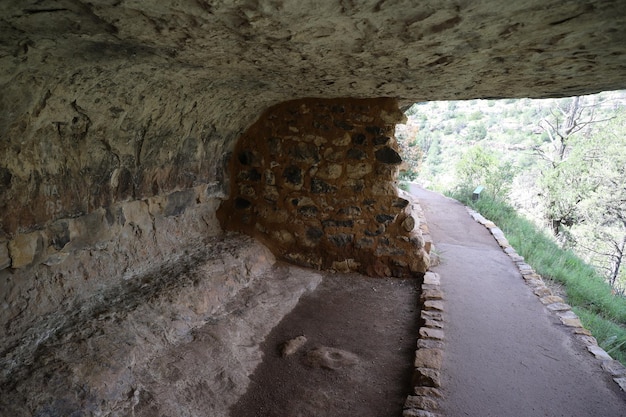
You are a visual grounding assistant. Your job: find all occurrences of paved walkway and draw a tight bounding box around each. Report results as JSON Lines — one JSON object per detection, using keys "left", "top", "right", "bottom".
{"left": 410, "top": 186, "right": 626, "bottom": 417}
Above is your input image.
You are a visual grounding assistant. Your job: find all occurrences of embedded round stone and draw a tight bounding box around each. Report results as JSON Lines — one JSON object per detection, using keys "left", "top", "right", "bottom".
{"left": 306, "top": 227, "right": 323, "bottom": 242}
{"left": 351, "top": 133, "right": 367, "bottom": 145}
{"left": 310, "top": 178, "right": 336, "bottom": 194}
{"left": 402, "top": 216, "right": 416, "bottom": 232}
{"left": 375, "top": 146, "right": 402, "bottom": 164}
{"left": 376, "top": 214, "right": 396, "bottom": 224}
{"left": 328, "top": 233, "right": 354, "bottom": 247}
{"left": 316, "top": 164, "right": 342, "bottom": 180}
{"left": 283, "top": 165, "right": 303, "bottom": 185}
{"left": 347, "top": 148, "right": 367, "bottom": 160}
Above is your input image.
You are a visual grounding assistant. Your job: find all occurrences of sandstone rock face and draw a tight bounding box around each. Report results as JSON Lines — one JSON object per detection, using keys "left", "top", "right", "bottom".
{"left": 218, "top": 98, "right": 429, "bottom": 277}
{"left": 1, "top": 234, "right": 323, "bottom": 416}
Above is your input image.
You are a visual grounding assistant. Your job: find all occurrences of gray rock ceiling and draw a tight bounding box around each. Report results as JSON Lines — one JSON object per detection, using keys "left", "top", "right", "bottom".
{"left": 1, "top": 0, "right": 626, "bottom": 236}
{"left": 2, "top": 1, "right": 626, "bottom": 111}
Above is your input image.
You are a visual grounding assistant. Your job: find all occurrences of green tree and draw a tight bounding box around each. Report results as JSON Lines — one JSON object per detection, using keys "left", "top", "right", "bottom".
{"left": 455, "top": 145, "right": 514, "bottom": 198}
{"left": 535, "top": 96, "right": 613, "bottom": 236}
{"left": 570, "top": 111, "right": 626, "bottom": 291}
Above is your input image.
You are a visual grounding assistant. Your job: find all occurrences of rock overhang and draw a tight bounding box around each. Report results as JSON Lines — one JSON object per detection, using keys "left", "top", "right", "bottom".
{"left": 0, "top": 0, "right": 625, "bottom": 265}
{"left": 1, "top": 1, "right": 626, "bottom": 414}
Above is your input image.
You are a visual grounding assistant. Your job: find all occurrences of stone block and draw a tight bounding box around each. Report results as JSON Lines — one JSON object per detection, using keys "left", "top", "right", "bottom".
{"left": 560, "top": 317, "right": 583, "bottom": 328}
{"left": 402, "top": 216, "right": 416, "bottom": 232}
{"left": 421, "top": 310, "right": 443, "bottom": 321}
{"left": 587, "top": 345, "right": 612, "bottom": 361}
{"left": 419, "top": 327, "right": 444, "bottom": 340}
{"left": 347, "top": 148, "right": 367, "bottom": 160}
{"left": 423, "top": 272, "right": 440, "bottom": 285}
{"left": 557, "top": 310, "right": 577, "bottom": 320}
{"left": 414, "top": 387, "right": 444, "bottom": 398}
{"left": 346, "top": 162, "right": 372, "bottom": 178}
{"left": 421, "top": 283, "right": 439, "bottom": 292}
{"left": 282, "top": 165, "right": 304, "bottom": 189}
{"left": 423, "top": 318, "right": 443, "bottom": 329}
{"left": 355, "top": 237, "right": 375, "bottom": 249}
{"left": 420, "top": 288, "right": 444, "bottom": 301}
{"left": 414, "top": 349, "right": 443, "bottom": 369}
{"left": 375, "top": 146, "right": 402, "bottom": 164}
{"left": 423, "top": 300, "right": 444, "bottom": 311}
{"left": 533, "top": 286, "right": 552, "bottom": 297}
{"left": 280, "top": 336, "right": 307, "bottom": 357}
{"left": 315, "top": 164, "right": 342, "bottom": 180}
{"left": 573, "top": 327, "right": 592, "bottom": 336}
{"left": 602, "top": 360, "right": 626, "bottom": 377}
{"left": 546, "top": 302, "right": 572, "bottom": 312}
{"left": 577, "top": 335, "right": 598, "bottom": 346}
{"left": 614, "top": 377, "right": 626, "bottom": 392}
{"left": 523, "top": 272, "right": 542, "bottom": 280}
{"left": 539, "top": 295, "right": 565, "bottom": 305}
{"left": 8, "top": 232, "right": 42, "bottom": 268}
{"left": 310, "top": 178, "right": 336, "bottom": 194}
{"left": 417, "top": 339, "right": 444, "bottom": 350}
{"left": 328, "top": 233, "right": 354, "bottom": 247}
{"left": 413, "top": 367, "right": 441, "bottom": 388}
{"left": 517, "top": 262, "right": 534, "bottom": 272}
{"left": 404, "top": 395, "right": 439, "bottom": 411}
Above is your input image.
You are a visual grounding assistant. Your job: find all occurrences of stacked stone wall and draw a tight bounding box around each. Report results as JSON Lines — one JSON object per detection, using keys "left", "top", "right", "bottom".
{"left": 218, "top": 98, "right": 430, "bottom": 277}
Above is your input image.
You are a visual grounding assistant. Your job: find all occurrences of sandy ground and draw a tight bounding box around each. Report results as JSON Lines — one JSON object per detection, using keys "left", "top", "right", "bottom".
{"left": 411, "top": 185, "right": 626, "bottom": 417}
{"left": 229, "top": 273, "right": 420, "bottom": 417}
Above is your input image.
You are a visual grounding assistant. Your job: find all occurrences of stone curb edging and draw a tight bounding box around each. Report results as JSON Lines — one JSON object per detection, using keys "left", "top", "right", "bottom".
{"left": 401, "top": 189, "right": 445, "bottom": 417}
{"left": 402, "top": 270, "right": 445, "bottom": 417}
{"left": 466, "top": 207, "right": 626, "bottom": 392}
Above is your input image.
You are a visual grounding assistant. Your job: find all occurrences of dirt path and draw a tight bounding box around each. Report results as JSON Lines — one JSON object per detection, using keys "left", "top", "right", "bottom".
{"left": 411, "top": 185, "right": 626, "bottom": 417}
{"left": 229, "top": 273, "right": 420, "bottom": 417}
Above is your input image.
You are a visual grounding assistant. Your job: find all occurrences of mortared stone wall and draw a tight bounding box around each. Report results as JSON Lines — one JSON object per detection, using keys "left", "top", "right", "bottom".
{"left": 218, "top": 98, "right": 430, "bottom": 277}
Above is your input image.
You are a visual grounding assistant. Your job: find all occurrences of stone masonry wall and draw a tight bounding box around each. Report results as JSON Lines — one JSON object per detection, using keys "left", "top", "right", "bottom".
{"left": 218, "top": 98, "right": 430, "bottom": 277}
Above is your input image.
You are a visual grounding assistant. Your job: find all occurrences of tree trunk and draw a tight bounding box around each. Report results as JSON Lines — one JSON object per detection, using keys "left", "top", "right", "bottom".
{"left": 609, "top": 234, "right": 626, "bottom": 289}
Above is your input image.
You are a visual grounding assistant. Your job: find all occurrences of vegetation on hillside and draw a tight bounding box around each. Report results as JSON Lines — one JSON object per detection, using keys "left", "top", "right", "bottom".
{"left": 396, "top": 91, "right": 626, "bottom": 293}
{"left": 396, "top": 91, "right": 626, "bottom": 365}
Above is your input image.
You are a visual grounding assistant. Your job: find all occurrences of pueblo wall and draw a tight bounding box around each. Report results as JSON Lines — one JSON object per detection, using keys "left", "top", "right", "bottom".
{"left": 218, "top": 98, "right": 429, "bottom": 277}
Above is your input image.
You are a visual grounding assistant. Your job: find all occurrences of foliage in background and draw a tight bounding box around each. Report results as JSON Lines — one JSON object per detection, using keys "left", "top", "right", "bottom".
{"left": 454, "top": 145, "right": 515, "bottom": 199}
{"left": 396, "top": 91, "right": 626, "bottom": 293}
{"left": 397, "top": 92, "right": 626, "bottom": 365}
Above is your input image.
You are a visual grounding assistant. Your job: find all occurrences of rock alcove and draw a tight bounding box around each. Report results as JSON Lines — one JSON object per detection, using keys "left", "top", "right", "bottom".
{"left": 1, "top": 0, "right": 625, "bottom": 415}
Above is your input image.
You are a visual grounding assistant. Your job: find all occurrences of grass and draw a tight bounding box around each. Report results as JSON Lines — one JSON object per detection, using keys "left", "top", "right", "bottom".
{"left": 448, "top": 189, "right": 626, "bottom": 366}
{"left": 575, "top": 307, "right": 626, "bottom": 365}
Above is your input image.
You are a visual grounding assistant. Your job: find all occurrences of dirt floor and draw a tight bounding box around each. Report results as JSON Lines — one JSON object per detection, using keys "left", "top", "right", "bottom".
{"left": 229, "top": 272, "right": 421, "bottom": 417}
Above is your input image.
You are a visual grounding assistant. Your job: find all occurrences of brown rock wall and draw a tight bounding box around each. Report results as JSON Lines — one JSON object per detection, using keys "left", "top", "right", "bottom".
{"left": 0, "top": 185, "right": 223, "bottom": 379}
{"left": 218, "top": 98, "right": 429, "bottom": 277}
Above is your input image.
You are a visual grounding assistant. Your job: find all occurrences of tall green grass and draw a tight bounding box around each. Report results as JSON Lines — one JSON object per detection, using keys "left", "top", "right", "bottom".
{"left": 448, "top": 189, "right": 626, "bottom": 365}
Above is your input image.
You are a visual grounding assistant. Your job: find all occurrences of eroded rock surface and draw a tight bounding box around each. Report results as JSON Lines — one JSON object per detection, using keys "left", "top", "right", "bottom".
{"left": 2, "top": 0, "right": 626, "bottom": 240}
{"left": 1, "top": 235, "right": 322, "bottom": 416}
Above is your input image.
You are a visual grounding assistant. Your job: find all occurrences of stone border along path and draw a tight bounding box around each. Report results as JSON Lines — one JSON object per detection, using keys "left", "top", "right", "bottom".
{"left": 402, "top": 270, "right": 446, "bottom": 417}
{"left": 398, "top": 189, "right": 445, "bottom": 417}
{"left": 465, "top": 207, "right": 626, "bottom": 393}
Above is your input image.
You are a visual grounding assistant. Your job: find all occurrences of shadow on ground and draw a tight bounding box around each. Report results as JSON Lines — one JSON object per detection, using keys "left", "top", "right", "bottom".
{"left": 230, "top": 272, "right": 421, "bottom": 417}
